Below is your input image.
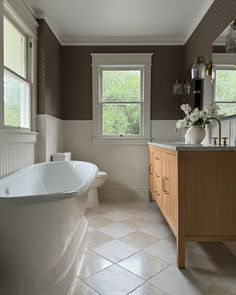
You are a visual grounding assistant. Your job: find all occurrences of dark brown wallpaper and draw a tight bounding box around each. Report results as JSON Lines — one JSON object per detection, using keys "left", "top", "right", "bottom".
{"left": 184, "top": 0, "right": 236, "bottom": 71}
{"left": 61, "top": 46, "right": 185, "bottom": 120}
{"left": 38, "top": 0, "right": 236, "bottom": 120}
{"left": 37, "top": 19, "right": 62, "bottom": 119}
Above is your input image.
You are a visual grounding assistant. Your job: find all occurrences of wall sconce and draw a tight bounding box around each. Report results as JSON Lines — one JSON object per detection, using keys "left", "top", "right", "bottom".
{"left": 226, "top": 18, "right": 236, "bottom": 53}
{"left": 173, "top": 79, "right": 190, "bottom": 96}
{"left": 191, "top": 57, "right": 213, "bottom": 80}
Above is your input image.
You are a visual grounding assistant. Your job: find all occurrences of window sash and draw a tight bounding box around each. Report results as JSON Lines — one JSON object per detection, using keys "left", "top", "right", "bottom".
{"left": 3, "top": 15, "right": 31, "bottom": 130}
{"left": 3, "top": 67, "right": 31, "bottom": 129}
{"left": 99, "top": 67, "right": 144, "bottom": 137}
{"left": 100, "top": 102, "right": 143, "bottom": 137}
{"left": 3, "top": 15, "right": 28, "bottom": 80}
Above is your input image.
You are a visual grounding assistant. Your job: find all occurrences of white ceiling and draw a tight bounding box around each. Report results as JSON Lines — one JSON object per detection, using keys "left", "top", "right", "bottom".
{"left": 26, "top": 0, "right": 215, "bottom": 45}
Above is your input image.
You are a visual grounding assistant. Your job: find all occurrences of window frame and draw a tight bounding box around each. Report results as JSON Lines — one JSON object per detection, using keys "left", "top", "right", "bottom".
{"left": 91, "top": 53, "right": 152, "bottom": 144}
{"left": 3, "top": 14, "right": 31, "bottom": 130}
{"left": 0, "top": 0, "right": 38, "bottom": 138}
{"left": 100, "top": 66, "right": 144, "bottom": 137}
{"left": 213, "top": 65, "right": 236, "bottom": 116}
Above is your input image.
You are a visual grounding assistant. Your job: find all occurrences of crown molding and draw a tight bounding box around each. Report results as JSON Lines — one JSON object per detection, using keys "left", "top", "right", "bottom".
{"left": 35, "top": 10, "right": 63, "bottom": 45}
{"left": 60, "top": 36, "right": 185, "bottom": 46}
{"left": 30, "top": 0, "right": 215, "bottom": 47}
{"left": 184, "top": 0, "right": 215, "bottom": 44}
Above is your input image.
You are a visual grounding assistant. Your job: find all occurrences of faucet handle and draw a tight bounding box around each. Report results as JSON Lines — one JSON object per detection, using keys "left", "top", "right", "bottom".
{"left": 212, "top": 137, "right": 218, "bottom": 145}
{"left": 222, "top": 137, "right": 228, "bottom": 146}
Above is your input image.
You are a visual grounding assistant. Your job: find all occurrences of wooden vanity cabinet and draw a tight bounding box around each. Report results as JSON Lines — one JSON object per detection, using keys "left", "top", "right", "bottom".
{"left": 148, "top": 144, "right": 236, "bottom": 268}
{"left": 149, "top": 146, "right": 177, "bottom": 235}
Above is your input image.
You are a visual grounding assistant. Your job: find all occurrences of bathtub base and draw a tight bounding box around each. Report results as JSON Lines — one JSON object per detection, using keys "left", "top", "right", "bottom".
{"left": 0, "top": 217, "right": 88, "bottom": 295}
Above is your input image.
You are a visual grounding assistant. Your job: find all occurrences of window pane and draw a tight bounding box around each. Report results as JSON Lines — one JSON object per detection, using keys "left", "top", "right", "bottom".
{"left": 4, "top": 17, "right": 27, "bottom": 78}
{"left": 215, "top": 69, "right": 236, "bottom": 102}
{"left": 4, "top": 71, "right": 30, "bottom": 128}
{"left": 102, "top": 70, "right": 141, "bottom": 102}
{"left": 102, "top": 103, "right": 141, "bottom": 136}
{"left": 216, "top": 103, "right": 236, "bottom": 117}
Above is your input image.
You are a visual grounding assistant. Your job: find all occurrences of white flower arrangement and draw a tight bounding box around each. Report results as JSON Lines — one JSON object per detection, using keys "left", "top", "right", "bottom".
{"left": 176, "top": 103, "right": 219, "bottom": 130}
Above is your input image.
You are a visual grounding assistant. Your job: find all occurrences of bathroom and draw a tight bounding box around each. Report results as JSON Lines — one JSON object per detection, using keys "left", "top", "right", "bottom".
{"left": 0, "top": 0, "right": 236, "bottom": 294}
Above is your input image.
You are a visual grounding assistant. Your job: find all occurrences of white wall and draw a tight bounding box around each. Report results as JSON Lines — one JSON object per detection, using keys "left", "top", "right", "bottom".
{"left": 0, "top": 143, "right": 35, "bottom": 178}
{"left": 63, "top": 120, "right": 182, "bottom": 198}
{"left": 37, "top": 115, "right": 64, "bottom": 162}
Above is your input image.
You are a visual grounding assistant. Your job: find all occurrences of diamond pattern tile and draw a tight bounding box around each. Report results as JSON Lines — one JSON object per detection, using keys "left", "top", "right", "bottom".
{"left": 66, "top": 197, "right": 236, "bottom": 295}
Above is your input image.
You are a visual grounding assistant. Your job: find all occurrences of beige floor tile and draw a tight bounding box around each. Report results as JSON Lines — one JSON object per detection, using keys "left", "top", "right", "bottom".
{"left": 213, "top": 265, "right": 236, "bottom": 294}
{"left": 144, "top": 240, "right": 176, "bottom": 263}
{"left": 120, "top": 231, "right": 159, "bottom": 250}
{"left": 98, "top": 222, "right": 136, "bottom": 238}
{"left": 85, "top": 264, "right": 144, "bottom": 295}
{"left": 119, "top": 207, "right": 148, "bottom": 215}
{"left": 85, "top": 230, "right": 113, "bottom": 249}
{"left": 87, "top": 226, "right": 95, "bottom": 233}
{"left": 87, "top": 216, "right": 113, "bottom": 229}
{"left": 102, "top": 210, "right": 132, "bottom": 221}
{"left": 139, "top": 210, "right": 164, "bottom": 223}
{"left": 140, "top": 221, "right": 173, "bottom": 239}
{"left": 93, "top": 239, "right": 139, "bottom": 263}
{"left": 121, "top": 217, "right": 153, "bottom": 229}
{"left": 189, "top": 242, "right": 236, "bottom": 267}
{"left": 77, "top": 250, "right": 112, "bottom": 279}
{"left": 85, "top": 205, "right": 117, "bottom": 216}
{"left": 68, "top": 277, "right": 98, "bottom": 295}
{"left": 118, "top": 251, "right": 169, "bottom": 280}
{"left": 130, "top": 283, "right": 169, "bottom": 295}
{"left": 82, "top": 198, "right": 236, "bottom": 295}
{"left": 203, "top": 284, "right": 235, "bottom": 295}
{"left": 149, "top": 265, "right": 206, "bottom": 295}
{"left": 185, "top": 251, "right": 222, "bottom": 287}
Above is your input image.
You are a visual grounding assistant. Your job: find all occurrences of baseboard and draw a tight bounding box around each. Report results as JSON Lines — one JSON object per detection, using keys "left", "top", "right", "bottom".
{"left": 99, "top": 186, "right": 148, "bottom": 200}
{"left": 224, "top": 242, "right": 236, "bottom": 256}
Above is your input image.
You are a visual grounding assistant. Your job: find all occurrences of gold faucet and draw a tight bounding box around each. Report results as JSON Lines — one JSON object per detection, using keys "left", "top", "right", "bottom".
{"left": 203, "top": 117, "right": 221, "bottom": 145}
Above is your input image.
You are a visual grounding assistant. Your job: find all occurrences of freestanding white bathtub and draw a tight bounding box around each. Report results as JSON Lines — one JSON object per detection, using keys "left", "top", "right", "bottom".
{"left": 0, "top": 161, "right": 98, "bottom": 295}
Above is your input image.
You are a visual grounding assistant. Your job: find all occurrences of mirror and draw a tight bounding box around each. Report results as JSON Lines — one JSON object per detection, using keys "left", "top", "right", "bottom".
{"left": 212, "top": 20, "right": 236, "bottom": 118}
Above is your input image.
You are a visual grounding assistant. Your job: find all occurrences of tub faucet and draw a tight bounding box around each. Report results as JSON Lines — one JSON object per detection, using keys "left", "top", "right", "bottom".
{"left": 203, "top": 117, "right": 221, "bottom": 145}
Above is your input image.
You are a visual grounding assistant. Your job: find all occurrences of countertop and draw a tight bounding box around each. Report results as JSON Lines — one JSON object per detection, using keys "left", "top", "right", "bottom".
{"left": 148, "top": 142, "right": 236, "bottom": 151}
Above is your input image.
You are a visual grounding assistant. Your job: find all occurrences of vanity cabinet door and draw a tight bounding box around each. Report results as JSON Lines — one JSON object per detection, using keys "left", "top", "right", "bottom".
{"left": 168, "top": 154, "right": 177, "bottom": 231}
{"left": 161, "top": 154, "right": 170, "bottom": 216}
{"left": 153, "top": 150, "right": 162, "bottom": 205}
{"left": 160, "top": 151, "right": 177, "bottom": 233}
{"left": 148, "top": 147, "right": 154, "bottom": 199}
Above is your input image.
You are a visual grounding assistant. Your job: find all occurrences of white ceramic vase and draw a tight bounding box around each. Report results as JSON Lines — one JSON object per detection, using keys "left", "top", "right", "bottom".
{"left": 185, "top": 125, "right": 206, "bottom": 144}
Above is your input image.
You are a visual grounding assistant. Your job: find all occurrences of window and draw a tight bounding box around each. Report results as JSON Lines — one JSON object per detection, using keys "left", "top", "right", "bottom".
{"left": 214, "top": 67, "right": 236, "bottom": 117}
{"left": 92, "top": 54, "right": 152, "bottom": 141}
{"left": 3, "top": 16, "right": 30, "bottom": 129}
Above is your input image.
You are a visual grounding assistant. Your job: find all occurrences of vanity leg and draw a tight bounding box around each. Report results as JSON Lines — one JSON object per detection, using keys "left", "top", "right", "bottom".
{"left": 149, "top": 190, "right": 153, "bottom": 202}
{"left": 177, "top": 238, "right": 185, "bottom": 268}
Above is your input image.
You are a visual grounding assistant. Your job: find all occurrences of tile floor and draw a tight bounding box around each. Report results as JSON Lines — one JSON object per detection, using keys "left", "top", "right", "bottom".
{"left": 69, "top": 197, "right": 236, "bottom": 295}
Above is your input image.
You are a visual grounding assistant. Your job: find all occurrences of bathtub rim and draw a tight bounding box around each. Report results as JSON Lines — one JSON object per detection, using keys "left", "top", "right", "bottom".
{"left": 0, "top": 161, "right": 98, "bottom": 208}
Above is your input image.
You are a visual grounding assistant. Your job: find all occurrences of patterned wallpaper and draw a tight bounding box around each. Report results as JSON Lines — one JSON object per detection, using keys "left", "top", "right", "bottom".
{"left": 61, "top": 46, "right": 185, "bottom": 120}
{"left": 38, "top": 0, "right": 236, "bottom": 120}
{"left": 185, "top": 0, "right": 236, "bottom": 70}
{"left": 37, "top": 19, "right": 62, "bottom": 119}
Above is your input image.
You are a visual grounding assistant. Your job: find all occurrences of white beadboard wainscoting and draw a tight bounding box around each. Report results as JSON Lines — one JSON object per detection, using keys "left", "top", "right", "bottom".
{"left": 0, "top": 143, "right": 35, "bottom": 178}
{"left": 63, "top": 120, "right": 182, "bottom": 198}
{"left": 37, "top": 115, "right": 64, "bottom": 162}
{"left": 212, "top": 116, "right": 236, "bottom": 146}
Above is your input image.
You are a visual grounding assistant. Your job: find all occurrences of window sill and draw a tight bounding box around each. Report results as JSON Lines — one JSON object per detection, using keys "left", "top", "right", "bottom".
{"left": 0, "top": 129, "right": 38, "bottom": 144}
{"left": 92, "top": 137, "right": 150, "bottom": 145}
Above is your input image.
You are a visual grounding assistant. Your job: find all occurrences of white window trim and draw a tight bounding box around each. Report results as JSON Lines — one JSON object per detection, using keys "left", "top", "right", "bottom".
{"left": 91, "top": 53, "right": 152, "bottom": 144}
{"left": 0, "top": 0, "right": 38, "bottom": 143}
{"left": 213, "top": 65, "right": 236, "bottom": 106}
